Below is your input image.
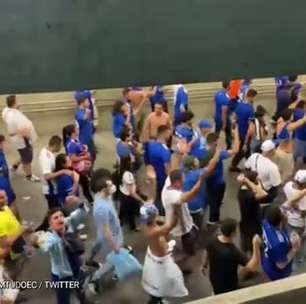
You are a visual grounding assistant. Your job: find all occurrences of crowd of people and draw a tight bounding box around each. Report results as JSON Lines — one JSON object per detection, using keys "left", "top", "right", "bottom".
{"left": 0, "top": 77, "right": 306, "bottom": 304}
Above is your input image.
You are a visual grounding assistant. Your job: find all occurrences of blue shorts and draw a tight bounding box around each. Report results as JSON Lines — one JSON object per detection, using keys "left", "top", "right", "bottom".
{"left": 294, "top": 138, "right": 306, "bottom": 160}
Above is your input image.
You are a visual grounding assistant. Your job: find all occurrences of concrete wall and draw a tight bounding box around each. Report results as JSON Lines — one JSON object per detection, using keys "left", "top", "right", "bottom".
{"left": 188, "top": 274, "right": 306, "bottom": 304}
{"left": 1, "top": 76, "right": 306, "bottom": 136}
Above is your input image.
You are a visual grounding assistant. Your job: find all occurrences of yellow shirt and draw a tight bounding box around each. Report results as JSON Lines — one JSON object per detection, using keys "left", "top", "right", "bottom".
{"left": 0, "top": 206, "right": 22, "bottom": 263}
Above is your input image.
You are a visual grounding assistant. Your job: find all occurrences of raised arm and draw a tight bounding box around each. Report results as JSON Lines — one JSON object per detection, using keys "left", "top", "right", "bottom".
{"left": 287, "top": 115, "right": 306, "bottom": 132}
{"left": 151, "top": 205, "right": 180, "bottom": 237}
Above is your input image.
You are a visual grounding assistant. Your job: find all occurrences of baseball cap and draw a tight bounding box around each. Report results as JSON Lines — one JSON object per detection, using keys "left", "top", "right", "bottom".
{"left": 74, "top": 90, "right": 91, "bottom": 104}
{"left": 140, "top": 204, "right": 159, "bottom": 224}
{"left": 261, "top": 140, "right": 276, "bottom": 152}
{"left": 198, "top": 120, "right": 213, "bottom": 129}
{"left": 294, "top": 170, "right": 306, "bottom": 184}
{"left": 122, "top": 171, "right": 135, "bottom": 185}
{"left": 182, "top": 155, "right": 195, "bottom": 170}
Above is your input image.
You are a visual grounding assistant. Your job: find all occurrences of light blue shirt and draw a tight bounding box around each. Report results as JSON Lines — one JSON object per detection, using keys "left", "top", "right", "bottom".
{"left": 39, "top": 208, "right": 86, "bottom": 279}
{"left": 93, "top": 194, "right": 123, "bottom": 246}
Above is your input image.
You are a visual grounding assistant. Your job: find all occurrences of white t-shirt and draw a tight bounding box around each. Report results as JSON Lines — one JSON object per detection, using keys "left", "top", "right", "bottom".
{"left": 39, "top": 147, "right": 56, "bottom": 195}
{"left": 282, "top": 181, "right": 306, "bottom": 228}
{"left": 120, "top": 171, "right": 136, "bottom": 196}
{"left": 2, "top": 107, "right": 37, "bottom": 149}
{"left": 284, "top": 181, "right": 306, "bottom": 210}
{"left": 244, "top": 153, "right": 282, "bottom": 191}
{"left": 162, "top": 177, "right": 193, "bottom": 237}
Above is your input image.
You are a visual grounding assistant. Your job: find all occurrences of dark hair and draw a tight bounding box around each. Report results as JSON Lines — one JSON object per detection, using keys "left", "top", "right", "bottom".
{"left": 157, "top": 125, "right": 170, "bottom": 136}
{"left": 0, "top": 134, "right": 5, "bottom": 144}
{"left": 180, "top": 110, "right": 194, "bottom": 123}
{"left": 62, "top": 124, "right": 76, "bottom": 148}
{"left": 154, "top": 101, "right": 164, "bottom": 107}
{"left": 281, "top": 108, "right": 294, "bottom": 121}
{"left": 49, "top": 135, "right": 62, "bottom": 148}
{"left": 90, "top": 168, "right": 112, "bottom": 193}
{"left": 120, "top": 130, "right": 131, "bottom": 142}
{"left": 55, "top": 153, "right": 67, "bottom": 172}
{"left": 289, "top": 75, "right": 298, "bottom": 82}
{"left": 122, "top": 88, "right": 130, "bottom": 96}
{"left": 295, "top": 100, "right": 305, "bottom": 110}
{"left": 112, "top": 100, "right": 125, "bottom": 116}
{"left": 243, "top": 170, "right": 258, "bottom": 184}
{"left": 222, "top": 81, "right": 230, "bottom": 90}
{"left": 255, "top": 105, "right": 266, "bottom": 118}
{"left": 247, "top": 89, "right": 258, "bottom": 98}
{"left": 47, "top": 207, "right": 63, "bottom": 222}
{"left": 169, "top": 169, "right": 183, "bottom": 184}
{"left": 266, "top": 205, "right": 283, "bottom": 227}
{"left": 206, "top": 132, "right": 219, "bottom": 145}
{"left": 6, "top": 95, "right": 16, "bottom": 108}
{"left": 220, "top": 218, "right": 237, "bottom": 237}
{"left": 119, "top": 157, "right": 132, "bottom": 180}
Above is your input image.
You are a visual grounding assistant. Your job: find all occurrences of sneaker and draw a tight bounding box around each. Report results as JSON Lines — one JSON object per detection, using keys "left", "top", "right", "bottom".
{"left": 77, "top": 224, "right": 86, "bottom": 231}
{"left": 207, "top": 220, "right": 219, "bottom": 226}
{"left": 79, "top": 233, "right": 88, "bottom": 241}
{"left": 87, "top": 283, "right": 99, "bottom": 296}
{"left": 27, "top": 175, "right": 40, "bottom": 182}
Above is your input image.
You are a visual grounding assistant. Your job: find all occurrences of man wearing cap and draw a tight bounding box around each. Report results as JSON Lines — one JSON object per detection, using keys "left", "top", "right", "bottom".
{"left": 214, "top": 81, "right": 232, "bottom": 149}
{"left": 245, "top": 140, "right": 282, "bottom": 204}
{"left": 75, "top": 90, "right": 98, "bottom": 130}
{"left": 203, "top": 128, "right": 240, "bottom": 224}
{"left": 182, "top": 155, "right": 209, "bottom": 233}
{"left": 190, "top": 120, "right": 213, "bottom": 160}
{"left": 282, "top": 170, "right": 306, "bottom": 265}
{"left": 141, "top": 101, "right": 172, "bottom": 143}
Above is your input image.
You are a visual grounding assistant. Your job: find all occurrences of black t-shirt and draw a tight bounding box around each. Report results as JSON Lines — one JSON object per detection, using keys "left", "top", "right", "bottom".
{"left": 207, "top": 237, "right": 248, "bottom": 294}
{"left": 238, "top": 187, "right": 262, "bottom": 235}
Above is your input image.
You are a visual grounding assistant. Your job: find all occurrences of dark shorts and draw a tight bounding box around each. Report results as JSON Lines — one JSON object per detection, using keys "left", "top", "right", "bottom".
{"left": 181, "top": 226, "right": 198, "bottom": 256}
{"left": 18, "top": 140, "right": 33, "bottom": 164}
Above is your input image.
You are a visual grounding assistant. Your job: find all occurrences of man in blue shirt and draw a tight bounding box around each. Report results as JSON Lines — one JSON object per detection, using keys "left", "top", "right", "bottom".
{"left": 146, "top": 125, "right": 172, "bottom": 213}
{"left": 88, "top": 168, "right": 123, "bottom": 266}
{"left": 275, "top": 75, "right": 302, "bottom": 120}
{"left": 75, "top": 97, "right": 96, "bottom": 162}
{"left": 182, "top": 156, "right": 208, "bottom": 233}
{"left": 293, "top": 105, "right": 306, "bottom": 164}
{"left": 230, "top": 89, "right": 257, "bottom": 172}
{"left": 0, "top": 134, "right": 18, "bottom": 218}
{"left": 214, "top": 81, "right": 232, "bottom": 149}
{"left": 174, "top": 84, "right": 189, "bottom": 126}
{"left": 203, "top": 129, "right": 239, "bottom": 224}
{"left": 262, "top": 205, "right": 300, "bottom": 281}
{"left": 150, "top": 85, "right": 168, "bottom": 112}
{"left": 190, "top": 120, "right": 213, "bottom": 160}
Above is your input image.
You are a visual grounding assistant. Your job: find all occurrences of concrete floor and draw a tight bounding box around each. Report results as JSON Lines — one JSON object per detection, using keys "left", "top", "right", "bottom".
{"left": 3, "top": 96, "right": 306, "bottom": 303}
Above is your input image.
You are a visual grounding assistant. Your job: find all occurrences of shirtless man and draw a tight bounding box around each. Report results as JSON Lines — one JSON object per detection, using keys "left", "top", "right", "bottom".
{"left": 141, "top": 203, "right": 186, "bottom": 304}
{"left": 142, "top": 168, "right": 213, "bottom": 304}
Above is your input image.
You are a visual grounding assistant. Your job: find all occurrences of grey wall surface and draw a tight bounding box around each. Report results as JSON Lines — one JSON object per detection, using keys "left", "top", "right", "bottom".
{"left": 1, "top": 0, "right": 306, "bottom": 93}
